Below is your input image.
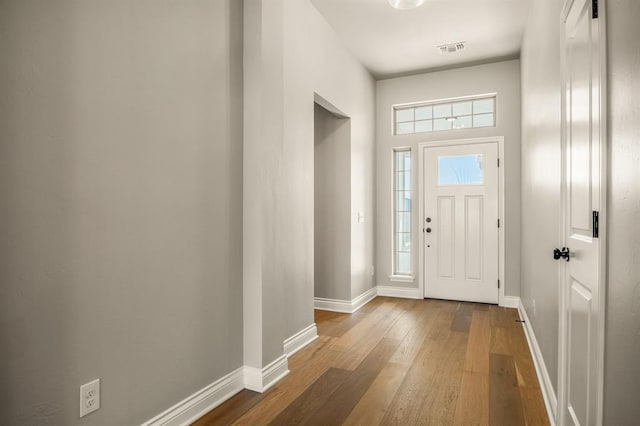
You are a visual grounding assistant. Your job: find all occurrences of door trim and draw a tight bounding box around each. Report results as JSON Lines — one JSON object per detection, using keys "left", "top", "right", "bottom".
{"left": 417, "top": 136, "right": 506, "bottom": 306}
{"left": 558, "top": 0, "right": 607, "bottom": 424}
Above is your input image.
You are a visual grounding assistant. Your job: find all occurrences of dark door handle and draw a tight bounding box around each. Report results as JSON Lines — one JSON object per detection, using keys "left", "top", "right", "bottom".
{"left": 553, "top": 247, "right": 570, "bottom": 262}
{"left": 425, "top": 227, "right": 432, "bottom": 233}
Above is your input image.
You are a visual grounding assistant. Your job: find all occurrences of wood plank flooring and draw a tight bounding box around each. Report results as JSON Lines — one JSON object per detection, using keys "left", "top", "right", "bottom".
{"left": 194, "top": 297, "right": 549, "bottom": 426}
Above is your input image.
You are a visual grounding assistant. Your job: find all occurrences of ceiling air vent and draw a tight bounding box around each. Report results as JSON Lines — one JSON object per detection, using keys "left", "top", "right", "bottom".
{"left": 437, "top": 42, "right": 466, "bottom": 54}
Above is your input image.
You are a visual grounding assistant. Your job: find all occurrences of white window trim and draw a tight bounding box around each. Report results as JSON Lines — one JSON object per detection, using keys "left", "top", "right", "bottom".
{"left": 391, "top": 147, "right": 413, "bottom": 279}
{"left": 388, "top": 274, "right": 415, "bottom": 283}
{"left": 392, "top": 92, "right": 497, "bottom": 109}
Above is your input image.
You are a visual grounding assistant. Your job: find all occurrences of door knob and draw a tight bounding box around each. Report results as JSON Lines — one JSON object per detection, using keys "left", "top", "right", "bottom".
{"left": 426, "top": 217, "right": 432, "bottom": 223}
{"left": 553, "top": 247, "right": 570, "bottom": 262}
{"left": 426, "top": 227, "right": 432, "bottom": 233}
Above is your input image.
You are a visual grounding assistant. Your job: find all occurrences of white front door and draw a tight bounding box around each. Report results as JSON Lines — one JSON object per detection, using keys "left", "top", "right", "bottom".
{"left": 422, "top": 142, "right": 499, "bottom": 304}
{"left": 559, "top": 0, "right": 605, "bottom": 424}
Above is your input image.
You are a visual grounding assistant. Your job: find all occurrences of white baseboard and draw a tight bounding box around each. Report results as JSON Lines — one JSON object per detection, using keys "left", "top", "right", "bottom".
{"left": 376, "top": 285, "right": 422, "bottom": 299}
{"left": 140, "top": 367, "right": 244, "bottom": 426}
{"left": 314, "top": 286, "right": 377, "bottom": 313}
{"left": 283, "top": 323, "right": 318, "bottom": 357}
{"left": 517, "top": 301, "right": 558, "bottom": 426}
{"left": 500, "top": 295, "right": 521, "bottom": 308}
{"left": 352, "top": 287, "right": 378, "bottom": 311}
{"left": 314, "top": 297, "right": 352, "bottom": 313}
{"left": 244, "top": 354, "right": 289, "bottom": 393}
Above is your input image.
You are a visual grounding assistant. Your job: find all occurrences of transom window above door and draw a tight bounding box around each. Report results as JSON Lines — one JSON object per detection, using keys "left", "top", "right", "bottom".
{"left": 393, "top": 95, "right": 496, "bottom": 135}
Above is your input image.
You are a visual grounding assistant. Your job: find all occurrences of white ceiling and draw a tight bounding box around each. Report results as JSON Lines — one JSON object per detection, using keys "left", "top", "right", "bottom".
{"left": 311, "top": 0, "right": 530, "bottom": 79}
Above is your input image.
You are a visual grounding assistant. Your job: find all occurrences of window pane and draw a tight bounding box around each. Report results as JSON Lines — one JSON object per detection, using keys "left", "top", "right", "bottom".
{"left": 396, "top": 212, "right": 411, "bottom": 232}
{"left": 396, "top": 190, "right": 411, "bottom": 211}
{"left": 396, "top": 252, "right": 411, "bottom": 274}
{"left": 433, "top": 118, "right": 452, "bottom": 131}
{"left": 414, "top": 120, "right": 433, "bottom": 133}
{"left": 453, "top": 115, "right": 472, "bottom": 129}
{"left": 395, "top": 151, "right": 408, "bottom": 171}
{"left": 396, "top": 121, "right": 414, "bottom": 135}
{"left": 415, "top": 106, "right": 432, "bottom": 120}
{"left": 438, "top": 154, "right": 484, "bottom": 185}
{"left": 473, "top": 98, "right": 494, "bottom": 114}
{"left": 395, "top": 108, "right": 414, "bottom": 123}
{"left": 396, "top": 171, "right": 410, "bottom": 190}
{"left": 453, "top": 101, "right": 472, "bottom": 116}
{"left": 473, "top": 113, "right": 494, "bottom": 128}
{"left": 396, "top": 232, "right": 411, "bottom": 252}
{"left": 433, "top": 103, "right": 452, "bottom": 118}
{"left": 398, "top": 151, "right": 410, "bottom": 172}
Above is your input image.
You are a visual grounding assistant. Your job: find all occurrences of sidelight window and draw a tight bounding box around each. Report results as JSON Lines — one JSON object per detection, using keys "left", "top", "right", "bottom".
{"left": 393, "top": 149, "right": 412, "bottom": 276}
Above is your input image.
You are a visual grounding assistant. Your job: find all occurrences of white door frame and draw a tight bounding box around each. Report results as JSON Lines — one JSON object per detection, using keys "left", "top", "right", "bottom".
{"left": 418, "top": 136, "right": 507, "bottom": 306}
{"left": 558, "top": 0, "right": 607, "bottom": 423}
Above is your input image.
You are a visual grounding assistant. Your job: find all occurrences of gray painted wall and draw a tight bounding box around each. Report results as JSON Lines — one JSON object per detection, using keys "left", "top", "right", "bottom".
{"left": 0, "top": 1, "right": 243, "bottom": 424}
{"left": 519, "top": 0, "right": 562, "bottom": 394}
{"left": 376, "top": 60, "right": 522, "bottom": 297}
{"left": 604, "top": 1, "right": 640, "bottom": 423}
{"left": 242, "top": 0, "right": 281, "bottom": 369}
{"left": 243, "top": 0, "right": 375, "bottom": 367}
{"left": 314, "top": 104, "right": 352, "bottom": 301}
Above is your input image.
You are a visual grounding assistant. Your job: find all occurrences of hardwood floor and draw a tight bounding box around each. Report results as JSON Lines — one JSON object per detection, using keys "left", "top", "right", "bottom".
{"left": 194, "top": 297, "right": 549, "bottom": 426}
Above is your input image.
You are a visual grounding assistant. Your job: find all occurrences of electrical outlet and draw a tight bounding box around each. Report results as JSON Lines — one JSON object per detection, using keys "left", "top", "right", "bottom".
{"left": 80, "top": 379, "right": 100, "bottom": 417}
{"left": 533, "top": 300, "right": 537, "bottom": 317}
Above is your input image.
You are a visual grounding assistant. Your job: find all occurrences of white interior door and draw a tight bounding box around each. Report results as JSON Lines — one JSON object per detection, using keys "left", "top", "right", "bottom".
{"left": 422, "top": 142, "right": 499, "bottom": 304}
{"left": 559, "top": 0, "right": 605, "bottom": 425}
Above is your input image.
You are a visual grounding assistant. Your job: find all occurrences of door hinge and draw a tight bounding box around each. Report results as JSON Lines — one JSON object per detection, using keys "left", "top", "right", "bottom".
{"left": 592, "top": 0, "right": 598, "bottom": 19}
{"left": 593, "top": 210, "right": 599, "bottom": 238}
{"left": 497, "top": 158, "right": 500, "bottom": 167}
{"left": 497, "top": 218, "right": 500, "bottom": 228}
{"left": 498, "top": 279, "right": 500, "bottom": 289}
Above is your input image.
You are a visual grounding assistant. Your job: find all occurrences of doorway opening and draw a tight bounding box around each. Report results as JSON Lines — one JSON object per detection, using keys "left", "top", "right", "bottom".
{"left": 314, "top": 102, "right": 351, "bottom": 302}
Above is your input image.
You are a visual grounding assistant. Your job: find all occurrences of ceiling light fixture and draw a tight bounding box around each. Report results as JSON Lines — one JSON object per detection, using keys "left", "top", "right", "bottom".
{"left": 388, "top": 0, "right": 425, "bottom": 10}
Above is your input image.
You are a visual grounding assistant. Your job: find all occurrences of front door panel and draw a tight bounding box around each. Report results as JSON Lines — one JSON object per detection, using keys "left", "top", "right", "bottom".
{"left": 423, "top": 142, "right": 499, "bottom": 304}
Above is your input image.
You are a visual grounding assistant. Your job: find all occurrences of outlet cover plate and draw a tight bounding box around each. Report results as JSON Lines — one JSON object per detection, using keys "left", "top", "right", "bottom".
{"left": 80, "top": 379, "right": 100, "bottom": 417}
